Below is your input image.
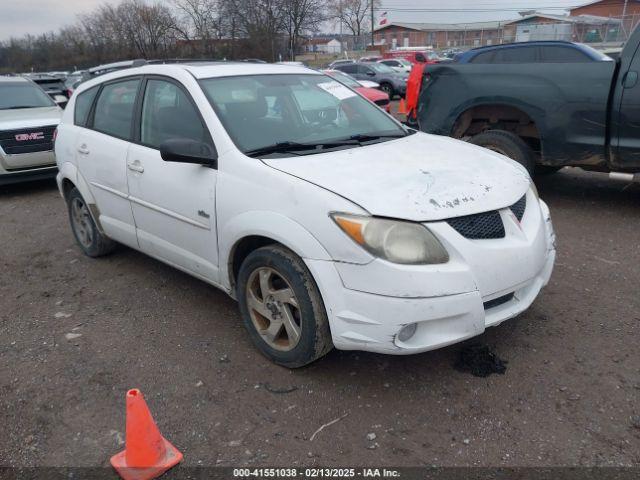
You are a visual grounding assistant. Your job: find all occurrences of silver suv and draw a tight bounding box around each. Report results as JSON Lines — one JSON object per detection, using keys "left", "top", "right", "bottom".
{"left": 0, "top": 76, "right": 62, "bottom": 185}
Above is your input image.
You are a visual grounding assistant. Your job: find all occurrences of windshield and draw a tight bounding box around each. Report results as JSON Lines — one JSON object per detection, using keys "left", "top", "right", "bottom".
{"left": 0, "top": 82, "right": 54, "bottom": 109}
{"left": 199, "top": 74, "right": 405, "bottom": 157}
{"left": 398, "top": 59, "right": 413, "bottom": 67}
{"left": 324, "top": 70, "right": 361, "bottom": 89}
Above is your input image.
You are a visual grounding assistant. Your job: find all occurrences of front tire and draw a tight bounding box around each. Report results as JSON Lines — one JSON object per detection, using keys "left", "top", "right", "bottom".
{"left": 379, "top": 82, "right": 394, "bottom": 99}
{"left": 236, "top": 245, "right": 333, "bottom": 368}
{"left": 468, "top": 130, "right": 535, "bottom": 175}
{"left": 66, "top": 187, "right": 116, "bottom": 257}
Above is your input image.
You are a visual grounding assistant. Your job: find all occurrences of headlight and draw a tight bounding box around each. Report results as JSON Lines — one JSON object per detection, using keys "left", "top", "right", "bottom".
{"left": 331, "top": 213, "right": 449, "bottom": 265}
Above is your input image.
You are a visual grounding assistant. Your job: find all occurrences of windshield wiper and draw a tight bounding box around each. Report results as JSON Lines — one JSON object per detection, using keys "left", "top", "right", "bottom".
{"left": 244, "top": 141, "right": 316, "bottom": 158}
{"left": 4, "top": 106, "right": 38, "bottom": 110}
{"left": 245, "top": 133, "right": 408, "bottom": 158}
{"left": 347, "top": 133, "right": 407, "bottom": 142}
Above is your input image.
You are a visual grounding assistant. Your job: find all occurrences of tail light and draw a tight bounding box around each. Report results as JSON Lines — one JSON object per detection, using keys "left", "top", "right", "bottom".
{"left": 52, "top": 128, "right": 58, "bottom": 146}
{"left": 67, "top": 89, "right": 73, "bottom": 98}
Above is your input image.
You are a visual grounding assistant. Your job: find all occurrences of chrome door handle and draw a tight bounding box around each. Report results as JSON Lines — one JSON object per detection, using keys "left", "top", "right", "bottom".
{"left": 127, "top": 161, "right": 144, "bottom": 173}
{"left": 77, "top": 145, "right": 90, "bottom": 155}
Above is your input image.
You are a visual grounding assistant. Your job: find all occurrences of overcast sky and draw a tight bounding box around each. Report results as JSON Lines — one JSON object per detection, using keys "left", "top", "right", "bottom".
{"left": 0, "top": 0, "right": 583, "bottom": 41}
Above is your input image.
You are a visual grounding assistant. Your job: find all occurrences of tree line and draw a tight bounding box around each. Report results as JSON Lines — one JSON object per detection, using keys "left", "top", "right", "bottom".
{"left": 0, "top": 0, "right": 378, "bottom": 73}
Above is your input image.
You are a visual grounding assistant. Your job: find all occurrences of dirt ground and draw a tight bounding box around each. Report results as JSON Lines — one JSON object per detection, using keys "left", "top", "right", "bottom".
{"left": 1, "top": 168, "right": 639, "bottom": 470}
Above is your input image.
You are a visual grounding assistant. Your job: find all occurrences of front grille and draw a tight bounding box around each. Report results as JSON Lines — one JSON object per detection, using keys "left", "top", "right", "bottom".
{"left": 374, "top": 99, "right": 390, "bottom": 107}
{"left": 446, "top": 194, "right": 528, "bottom": 240}
{"left": 483, "top": 292, "right": 514, "bottom": 310}
{"left": 447, "top": 210, "right": 505, "bottom": 239}
{"left": 510, "top": 194, "right": 527, "bottom": 221}
{"left": 0, "top": 125, "right": 56, "bottom": 155}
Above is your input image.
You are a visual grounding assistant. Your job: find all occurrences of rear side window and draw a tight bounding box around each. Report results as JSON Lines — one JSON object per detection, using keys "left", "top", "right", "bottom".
{"left": 337, "top": 64, "right": 357, "bottom": 74}
{"left": 492, "top": 46, "right": 537, "bottom": 63}
{"left": 74, "top": 86, "right": 99, "bottom": 127}
{"left": 92, "top": 79, "right": 140, "bottom": 140}
{"left": 540, "top": 46, "right": 589, "bottom": 63}
{"left": 140, "top": 79, "right": 208, "bottom": 149}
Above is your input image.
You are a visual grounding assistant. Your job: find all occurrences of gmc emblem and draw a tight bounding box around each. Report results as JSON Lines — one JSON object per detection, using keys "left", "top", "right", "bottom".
{"left": 15, "top": 132, "right": 44, "bottom": 141}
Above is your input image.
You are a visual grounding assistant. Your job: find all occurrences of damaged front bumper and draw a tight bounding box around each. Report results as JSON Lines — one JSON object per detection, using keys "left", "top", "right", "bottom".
{"left": 305, "top": 197, "right": 556, "bottom": 355}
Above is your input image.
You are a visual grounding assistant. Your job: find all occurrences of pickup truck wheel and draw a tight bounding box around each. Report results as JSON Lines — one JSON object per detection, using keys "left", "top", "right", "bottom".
{"left": 236, "top": 245, "right": 333, "bottom": 368}
{"left": 469, "top": 130, "right": 535, "bottom": 175}
{"left": 379, "top": 82, "right": 394, "bottom": 98}
{"left": 67, "top": 187, "right": 116, "bottom": 257}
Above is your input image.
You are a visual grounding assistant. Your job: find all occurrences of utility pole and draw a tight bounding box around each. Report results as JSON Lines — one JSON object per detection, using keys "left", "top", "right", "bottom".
{"left": 371, "top": 0, "right": 375, "bottom": 46}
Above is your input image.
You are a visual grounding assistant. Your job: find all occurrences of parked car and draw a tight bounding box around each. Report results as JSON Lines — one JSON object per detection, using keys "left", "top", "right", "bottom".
{"left": 323, "top": 69, "right": 390, "bottom": 112}
{"left": 359, "top": 55, "right": 383, "bottom": 62}
{"left": 333, "top": 62, "right": 408, "bottom": 98}
{"left": 25, "top": 74, "right": 69, "bottom": 108}
{"left": 378, "top": 58, "right": 413, "bottom": 73}
{"left": 0, "top": 76, "right": 62, "bottom": 185}
{"left": 441, "top": 48, "right": 463, "bottom": 59}
{"left": 357, "top": 80, "right": 380, "bottom": 88}
{"left": 383, "top": 49, "right": 440, "bottom": 64}
{"left": 55, "top": 62, "right": 555, "bottom": 367}
{"left": 409, "top": 35, "right": 640, "bottom": 177}
{"left": 328, "top": 59, "right": 355, "bottom": 69}
{"left": 452, "top": 41, "right": 612, "bottom": 64}
{"left": 64, "top": 71, "right": 86, "bottom": 95}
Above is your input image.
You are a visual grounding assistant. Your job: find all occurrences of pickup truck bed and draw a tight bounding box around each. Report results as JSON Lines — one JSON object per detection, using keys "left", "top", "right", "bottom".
{"left": 415, "top": 29, "right": 640, "bottom": 175}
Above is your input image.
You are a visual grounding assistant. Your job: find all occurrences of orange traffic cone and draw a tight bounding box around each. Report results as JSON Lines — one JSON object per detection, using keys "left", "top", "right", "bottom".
{"left": 397, "top": 98, "right": 408, "bottom": 115}
{"left": 110, "top": 389, "right": 183, "bottom": 480}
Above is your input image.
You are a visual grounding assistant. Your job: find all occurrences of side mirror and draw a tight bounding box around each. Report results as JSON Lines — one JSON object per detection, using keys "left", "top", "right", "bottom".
{"left": 160, "top": 139, "right": 218, "bottom": 168}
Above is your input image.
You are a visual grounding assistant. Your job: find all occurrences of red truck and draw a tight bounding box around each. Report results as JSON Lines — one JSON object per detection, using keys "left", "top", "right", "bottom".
{"left": 383, "top": 49, "right": 440, "bottom": 64}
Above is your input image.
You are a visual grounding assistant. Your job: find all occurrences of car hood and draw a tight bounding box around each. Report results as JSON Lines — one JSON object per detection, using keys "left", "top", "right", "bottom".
{"left": 263, "top": 132, "right": 531, "bottom": 222}
{"left": 0, "top": 106, "right": 62, "bottom": 131}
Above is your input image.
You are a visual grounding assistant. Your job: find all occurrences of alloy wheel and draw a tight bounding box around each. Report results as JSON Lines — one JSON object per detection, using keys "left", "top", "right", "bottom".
{"left": 245, "top": 267, "right": 302, "bottom": 351}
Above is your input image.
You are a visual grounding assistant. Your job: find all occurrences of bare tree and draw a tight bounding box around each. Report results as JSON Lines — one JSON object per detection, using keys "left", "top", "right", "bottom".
{"left": 283, "top": 0, "right": 326, "bottom": 59}
{"left": 328, "top": 0, "right": 378, "bottom": 37}
{"left": 172, "top": 0, "right": 220, "bottom": 56}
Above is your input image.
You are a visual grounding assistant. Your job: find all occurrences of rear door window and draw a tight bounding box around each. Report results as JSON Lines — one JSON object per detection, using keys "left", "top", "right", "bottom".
{"left": 470, "top": 51, "right": 495, "bottom": 63}
{"left": 492, "top": 46, "right": 538, "bottom": 63}
{"left": 92, "top": 78, "right": 140, "bottom": 140}
{"left": 540, "top": 46, "right": 590, "bottom": 63}
{"left": 74, "top": 86, "right": 99, "bottom": 127}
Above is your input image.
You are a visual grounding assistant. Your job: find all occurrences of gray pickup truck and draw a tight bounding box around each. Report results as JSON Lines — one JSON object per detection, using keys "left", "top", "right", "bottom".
{"left": 413, "top": 28, "right": 640, "bottom": 178}
{"left": 0, "top": 76, "right": 61, "bottom": 185}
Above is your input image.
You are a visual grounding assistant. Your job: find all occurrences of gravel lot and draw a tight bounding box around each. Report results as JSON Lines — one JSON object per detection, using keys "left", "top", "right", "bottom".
{"left": 1, "top": 168, "right": 639, "bottom": 470}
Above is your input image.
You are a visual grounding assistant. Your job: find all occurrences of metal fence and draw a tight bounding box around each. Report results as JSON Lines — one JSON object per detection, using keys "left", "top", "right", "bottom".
{"left": 368, "top": 14, "right": 640, "bottom": 52}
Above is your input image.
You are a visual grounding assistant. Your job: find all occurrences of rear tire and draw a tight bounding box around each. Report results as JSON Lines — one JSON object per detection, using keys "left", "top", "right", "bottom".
{"left": 236, "top": 245, "right": 333, "bottom": 368}
{"left": 66, "top": 187, "right": 116, "bottom": 257}
{"left": 468, "top": 130, "right": 535, "bottom": 175}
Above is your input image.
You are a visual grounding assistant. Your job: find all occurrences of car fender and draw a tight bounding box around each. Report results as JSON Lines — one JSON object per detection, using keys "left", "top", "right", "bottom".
{"left": 219, "top": 211, "right": 332, "bottom": 291}
{"left": 56, "top": 161, "right": 104, "bottom": 231}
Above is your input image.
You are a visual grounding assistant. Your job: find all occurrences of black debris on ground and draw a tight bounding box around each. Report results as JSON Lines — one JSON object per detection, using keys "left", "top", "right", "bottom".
{"left": 454, "top": 344, "right": 507, "bottom": 377}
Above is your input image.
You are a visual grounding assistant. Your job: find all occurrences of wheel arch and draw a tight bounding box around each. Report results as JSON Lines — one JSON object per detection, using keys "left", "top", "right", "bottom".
{"left": 56, "top": 162, "right": 104, "bottom": 232}
{"left": 450, "top": 101, "right": 545, "bottom": 160}
{"left": 220, "top": 211, "right": 332, "bottom": 297}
